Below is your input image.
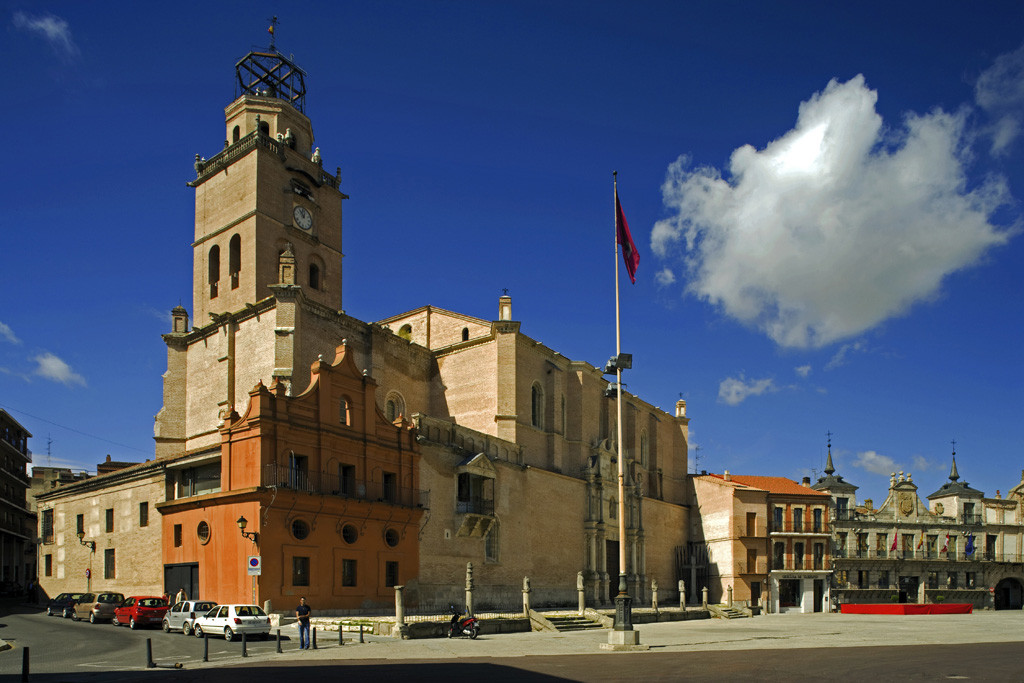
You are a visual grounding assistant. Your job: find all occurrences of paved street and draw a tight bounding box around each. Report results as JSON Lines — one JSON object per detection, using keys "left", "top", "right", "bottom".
{"left": 2, "top": 601, "right": 1024, "bottom": 681}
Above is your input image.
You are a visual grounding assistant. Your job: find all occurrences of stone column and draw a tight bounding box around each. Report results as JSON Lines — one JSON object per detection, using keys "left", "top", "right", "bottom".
{"left": 465, "top": 562, "right": 474, "bottom": 618}
{"left": 522, "top": 576, "right": 531, "bottom": 616}
{"left": 394, "top": 585, "right": 408, "bottom": 639}
{"left": 702, "top": 586, "right": 708, "bottom": 608}
{"left": 577, "top": 571, "right": 586, "bottom": 615}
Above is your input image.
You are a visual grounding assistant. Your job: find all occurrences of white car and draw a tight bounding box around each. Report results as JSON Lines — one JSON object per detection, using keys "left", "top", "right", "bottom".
{"left": 193, "top": 604, "right": 271, "bottom": 641}
{"left": 162, "top": 600, "right": 218, "bottom": 635}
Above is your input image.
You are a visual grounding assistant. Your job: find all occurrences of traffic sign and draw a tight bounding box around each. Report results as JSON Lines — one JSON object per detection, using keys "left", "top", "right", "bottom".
{"left": 247, "top": 555, "right": 262, "bottom": 576}
{"left": 85, "top": 568, "right": 91, "bottom": 579}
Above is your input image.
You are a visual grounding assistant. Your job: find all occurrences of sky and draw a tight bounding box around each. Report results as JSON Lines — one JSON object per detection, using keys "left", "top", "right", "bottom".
{"left": 2, "top": 1, "right": 1022, "bottom": 506}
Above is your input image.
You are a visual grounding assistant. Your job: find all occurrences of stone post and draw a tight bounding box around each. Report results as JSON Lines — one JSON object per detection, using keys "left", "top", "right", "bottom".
{"left": 522, "top": 576, "right": 531, "bottom": 616}
{"left": 394, "top": 585, "right": 408, "bottom": 639}
{"left": 465, "top": 562, "right": 475, "bottom": 618}
{"left": 702, "top": 586, "right": 708, "bottom": 608}
{"left": 727, "top": 585, "right": 733, "bottom": 607}
{"left": 651, "top": 579, "right": 659, "bottom": 614}
{"left": 577, "top": 571, "right": 586, "bottom": 615}
{"left": 678, "top": 579, "right": 686, "bottom": 609}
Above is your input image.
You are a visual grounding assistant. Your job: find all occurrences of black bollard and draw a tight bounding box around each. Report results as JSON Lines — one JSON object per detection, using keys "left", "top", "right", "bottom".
{"left": 276, "top": 628, "right": 282, "bottom": 653}
{"left": 203, "top": 634, "right": 209, "bottom": 662}
{"left": 146, "top": 638, "right": 155, "bottom": 668}
{"left": 312, "top": 626, "right": 317, "bottom": 650}
{"left": 241, "top": 632, "right": 247, "bottom": 658}
{"left": 339, "top": 624, "right": 344, "bottom": 646}
{"left": 359, "top": 624, "right": 364, "bottom": 643}
{"left": 21, "top": 647, "right": 28, "bottom": 683}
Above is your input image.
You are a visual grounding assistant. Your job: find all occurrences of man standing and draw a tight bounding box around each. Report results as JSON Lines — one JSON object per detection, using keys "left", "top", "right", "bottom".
{"left": 296, "top": 596, "right": 311, "bottom": 649}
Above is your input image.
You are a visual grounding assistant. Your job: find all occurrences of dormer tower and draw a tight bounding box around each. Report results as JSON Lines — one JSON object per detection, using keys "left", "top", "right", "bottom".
{"left": 189, "top": 47, "right": 347, "bottom": 324}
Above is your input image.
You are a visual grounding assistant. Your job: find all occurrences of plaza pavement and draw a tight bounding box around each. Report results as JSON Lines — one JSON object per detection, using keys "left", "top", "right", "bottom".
{"left": 180, "top": 611, "right": 1024, "bottom": 668}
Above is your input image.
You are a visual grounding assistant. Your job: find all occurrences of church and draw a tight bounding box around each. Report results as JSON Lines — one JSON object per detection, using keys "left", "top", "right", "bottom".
{"left": 36, "top": 43, "right": 692, "bottom": 612}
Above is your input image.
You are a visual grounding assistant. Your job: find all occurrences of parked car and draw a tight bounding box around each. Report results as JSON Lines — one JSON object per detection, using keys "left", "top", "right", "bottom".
{"left": 72, "top": 592, "right": 125, "bottom": 623}
{"left": 46, "top": 592, "right": 88, "bottom": 618}
{"left": 193, "top": 604, "right": 271, "bottom": 641}
{"left": 163, "top": 600, "right": 218, "bottom": 635}
{"left": 112, "top": 596, "right": 169, "bottom": 629}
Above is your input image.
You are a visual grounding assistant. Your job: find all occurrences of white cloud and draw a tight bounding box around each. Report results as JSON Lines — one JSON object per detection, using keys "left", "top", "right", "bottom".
{"left": 794, "top": 364, "right": 811, "bottom": 378}
{"left": 654, "top": 267, "right": 676, "bottom": 286}
{"left": 976, "top": 43, "right": 1024, "bottom": 155}
{"left": 12, "top": 11, "right": 79, "bottom": 58}
{"left": 652, "top": 75, "right": 1014, "bottom": 349}
{"left": 32, "top": 352, "right": 86, "bottom": 387}
{"left": 825, "top": 340, "right": 866, "bottom": 370}
{"left": 717, "top": 374, "right": 777, "bottom": 406}
{"left": 0, "top": 322, "right": 19, "bottom": 344}
{"left": 853, "top": 450, "right": 898, "bottom": 476}
{"left": 911, "top": 454, "right": 940, "bottom": 473}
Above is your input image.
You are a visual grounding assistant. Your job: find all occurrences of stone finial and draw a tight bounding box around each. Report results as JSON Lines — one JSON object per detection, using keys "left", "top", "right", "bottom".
{"left": 577, "top": 571, "right": 584, "bottom": 591}
{"left": 523, "top": 576, "right": 531, "bottom": 592}
{"left": 311, "top": 147, "right": 322, "bottom": 165}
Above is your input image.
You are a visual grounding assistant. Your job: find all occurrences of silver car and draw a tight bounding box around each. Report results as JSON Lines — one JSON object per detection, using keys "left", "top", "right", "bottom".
{"left": 72, "top": 592, "right": 125, "bottom": 623}
{"left": 193, "top": 604, "right": 271, "bottom": 641}
{"left": 162, "top": 600, "right": 218, "bottom": 635}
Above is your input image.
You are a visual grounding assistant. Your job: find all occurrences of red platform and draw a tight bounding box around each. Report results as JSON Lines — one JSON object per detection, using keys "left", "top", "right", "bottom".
{"left": 840, "top": 603, "right": 972, "bottom": 615}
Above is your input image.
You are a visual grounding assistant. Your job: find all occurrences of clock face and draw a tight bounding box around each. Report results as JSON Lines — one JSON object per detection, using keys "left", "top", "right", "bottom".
{"left": 293, "top": 205, "right": 313, "bottom": 230}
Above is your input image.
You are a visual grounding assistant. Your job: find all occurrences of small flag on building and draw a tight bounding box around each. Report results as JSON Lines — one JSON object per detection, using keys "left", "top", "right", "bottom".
{"left": 965, "top": 533, "right": 975, "bottom": 556}
{"left": 941, "top": 532, "right": 949, "bottom": 553}
{"left": 890, "top": 533, "right": 897, "bottom": 552}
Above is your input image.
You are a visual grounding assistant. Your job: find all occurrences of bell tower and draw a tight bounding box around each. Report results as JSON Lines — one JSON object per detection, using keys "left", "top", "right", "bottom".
{"left": 188, "top": 46, "right": 346, "bottom": 325}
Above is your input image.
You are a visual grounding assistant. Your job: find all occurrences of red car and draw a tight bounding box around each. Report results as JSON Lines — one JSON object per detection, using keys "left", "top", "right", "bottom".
{"left": 112, "top": 596, "right": 170, "bottom": 629}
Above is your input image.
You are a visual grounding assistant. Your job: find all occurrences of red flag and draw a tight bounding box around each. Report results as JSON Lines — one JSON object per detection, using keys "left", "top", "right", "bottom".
{"left": 941, "top": 532, "right": 949, "bottom": 553}
{"left": 890, "top": 533, "right": 897, "bottom": 552}
{"left": 615, "top": 192, "right": 639, "bottom": 284}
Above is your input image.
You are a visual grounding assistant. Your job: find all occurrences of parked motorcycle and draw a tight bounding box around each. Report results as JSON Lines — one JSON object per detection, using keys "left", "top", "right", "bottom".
{"left": 447, "top": 605, "right": 479, "bottom": 639}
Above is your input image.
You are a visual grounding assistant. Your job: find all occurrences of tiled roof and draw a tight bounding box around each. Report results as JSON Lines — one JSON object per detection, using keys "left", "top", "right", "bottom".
{"left": 707, "top": 473, "right": 831, "bottom": 497}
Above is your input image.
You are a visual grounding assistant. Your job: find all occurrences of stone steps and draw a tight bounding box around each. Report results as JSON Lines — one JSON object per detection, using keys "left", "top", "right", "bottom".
{"left": 545, "top": 614, "right": 606, "bottom": 631}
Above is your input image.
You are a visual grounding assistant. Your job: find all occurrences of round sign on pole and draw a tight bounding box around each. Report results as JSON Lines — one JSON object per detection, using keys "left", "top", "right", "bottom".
{"left": 85, "top": 568, "right": 91, "bottom": 579}
{"left": 247, "top": 555, "right": 262, "bottom": 575}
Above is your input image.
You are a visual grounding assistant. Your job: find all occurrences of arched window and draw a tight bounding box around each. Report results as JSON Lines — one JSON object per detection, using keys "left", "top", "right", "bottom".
{"left": 259, "top": 121, "right": 270, "bottom": 137}
{"left": 640, "top": 430, "right": 650, "bottom": 469}
{"left": 309, "top": 263, "right": 320, "bottom": 290}
{"left": 208, "top": 245, "right": 220, "bottom": 298}
{"left": 232, "top": 125, "right": 240, "bottom": 143}
{"left": 229, "top": 234, "right": 241, "bottom": 289}
{"left": 461, "top": 327, "right": 469, "bottom": 342}
{"left": 339, "top": 397, "right": 350, "bottom": 426}
{"left": 531, "top": 383, "right": 544, "bottom": 430}
{"left": 398, "top": 324, "right": 412, "bottom": 341}
{"left": 385, "top": 392, "right": 405, "bottom": 423}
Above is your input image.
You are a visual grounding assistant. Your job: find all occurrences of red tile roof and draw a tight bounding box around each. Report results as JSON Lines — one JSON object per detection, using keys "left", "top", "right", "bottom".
{"left": 707, "top": 473, "right": 830, "bottom": 497}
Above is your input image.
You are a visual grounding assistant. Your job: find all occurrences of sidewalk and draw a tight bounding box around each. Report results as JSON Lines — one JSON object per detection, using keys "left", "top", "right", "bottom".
{"left": 180, "top": 611, "right": 1024, "bottom": 668}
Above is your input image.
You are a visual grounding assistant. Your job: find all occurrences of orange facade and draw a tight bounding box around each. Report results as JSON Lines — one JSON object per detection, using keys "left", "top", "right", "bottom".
{"left": 159, "top": 343, "right": 423, "bottom": 609}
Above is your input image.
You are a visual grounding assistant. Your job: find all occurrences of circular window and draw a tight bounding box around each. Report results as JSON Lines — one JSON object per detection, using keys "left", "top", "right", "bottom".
{"left": 341, "top": 524, "right": 358, "bottom": 544}
{"left": 384, "top": 528, "right": 400, "bottom": 548}
{"left": 197, "top": 521, "right": 211, "bottom": 545}
{"left": 291, "top": 519, "right": 310, "bottom": 540}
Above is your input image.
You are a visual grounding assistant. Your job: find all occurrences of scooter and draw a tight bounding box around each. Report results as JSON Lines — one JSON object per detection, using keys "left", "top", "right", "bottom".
{"left": 447, "top": 605, "right": 479, "bottom": 639}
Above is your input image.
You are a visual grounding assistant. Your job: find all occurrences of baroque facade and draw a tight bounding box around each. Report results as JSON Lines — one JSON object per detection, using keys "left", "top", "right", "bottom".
{"left": 38, "top": 44, "right": 691, "bottom": 611}
{"left": 815, "top": 451, "right": 1024, "bottom": 610}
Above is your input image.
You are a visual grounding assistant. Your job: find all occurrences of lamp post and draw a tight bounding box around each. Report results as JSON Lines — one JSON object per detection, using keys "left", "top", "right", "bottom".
{"left": 236, "top": 516, "right": 259, "bottom": 545}
{"left": 237, "top": 516, "right": 259, "bottom": 606}
{"left": 77, "top": 531, "right": 95, "bottom": 592}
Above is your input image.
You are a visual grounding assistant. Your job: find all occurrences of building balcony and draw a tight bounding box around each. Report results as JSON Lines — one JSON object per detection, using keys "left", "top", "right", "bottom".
{"left": 456, "top": 499, "right": 494, "bottom": 515}
{"left": 262, "top": 463, "right": 429, "bottom": 509}
{"left": 769, "top": 522, "right": 829, "bottom": 534}
{"left": 838, "top": 549, "right": 1014, "bottom": 563}
{"left": 961, "top": 514, "right": 982, "bottom": 525}
{"left": 772, "top": 557, "right": 831, "bottom": 571}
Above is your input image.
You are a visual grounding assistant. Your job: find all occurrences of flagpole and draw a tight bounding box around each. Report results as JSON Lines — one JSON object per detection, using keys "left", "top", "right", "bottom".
{"left": 613, "top": 172, "right": 627, "bottom": 600}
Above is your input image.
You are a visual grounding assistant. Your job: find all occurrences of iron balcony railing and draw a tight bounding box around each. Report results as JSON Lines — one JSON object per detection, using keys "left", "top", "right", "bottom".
{"left": 262, "top": 463, "right": 429, "bottom": 509}
{"left": 456, "top": 499, "right": 495, "bottom": 515}
{"left": 191, "top": 130, "right": 341, "bottom": 190}
{"left": 838, "top": 549, "right": 1016, "bottom": 562}
{"left": 771, "top": 557, "right": 831, "bottom": 571}
{"left": 769, "top": 521, "right": 830, "bottom": 534}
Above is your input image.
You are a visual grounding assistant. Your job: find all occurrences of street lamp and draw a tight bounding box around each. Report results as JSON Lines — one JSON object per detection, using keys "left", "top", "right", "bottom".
{"left": 236, "top": 516, "right": 259, "bottom": 545}
{"left": 76, "top": 531, "right": 95, "bottom": 551}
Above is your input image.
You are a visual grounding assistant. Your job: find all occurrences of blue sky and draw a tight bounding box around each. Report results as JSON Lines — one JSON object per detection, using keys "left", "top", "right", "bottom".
{"left": 2, "top": 1, "right": 1022, "bottom": 505}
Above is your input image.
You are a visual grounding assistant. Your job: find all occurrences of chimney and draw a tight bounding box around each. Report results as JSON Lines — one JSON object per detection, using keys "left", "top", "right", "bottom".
{"left": 801, "top": 476, "right": 811, "bottom": 487}
{"left": 864, "top": 498, "right": 873, "bottom": 510}
{"left": 723, "top": 470, "right": 731, "bottom": 482}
